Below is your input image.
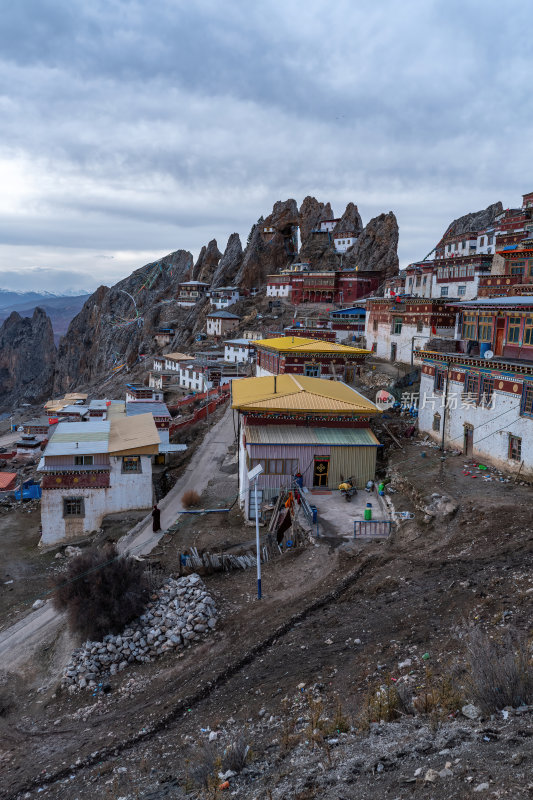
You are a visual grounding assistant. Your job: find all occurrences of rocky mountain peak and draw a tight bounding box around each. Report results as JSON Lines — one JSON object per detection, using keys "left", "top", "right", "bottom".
{"left": 211, "top": 233, "right": 244, "bottom": 289}
{"left": 298, "top": 196, "right": 334, "bottom": 247}
{"left": 332, "top": 202, "right": 363, "bottom": 236}
{"left": 344, "top": 211, "right": 399, "bottom": 278}
{"left": 0, "top": 307, "right": 56, "bottom": 409}
{"left": 441, "top": 201, "right": 504, "bottom": 241}
{"left": 192, "top": 239, "right": 222, "bottom": 283}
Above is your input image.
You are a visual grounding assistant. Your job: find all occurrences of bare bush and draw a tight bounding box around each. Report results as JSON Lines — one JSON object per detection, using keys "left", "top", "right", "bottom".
{"left": 466, "top": 627, "right": 533, "bottom": 713}
{"left": 185, "top": 742, "right": 218, "bottom": 791}
{"left": 182, "top": 489, "right": 201, "bottom": 508}
{"left": 222, "top": 734, "right": 249, "bottom": 773}
{"left": 51, "top": 544, "right": 149, "bottom": 641}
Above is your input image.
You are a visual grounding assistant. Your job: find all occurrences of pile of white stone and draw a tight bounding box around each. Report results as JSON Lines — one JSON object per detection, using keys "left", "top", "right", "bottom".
{"left": 62, "top": 573, "right": 217, "bottom": 690}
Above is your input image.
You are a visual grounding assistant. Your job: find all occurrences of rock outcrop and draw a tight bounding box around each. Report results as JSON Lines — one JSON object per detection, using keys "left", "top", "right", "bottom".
{"left": 332, "top": 202, "right": 363, "bottom": 236}
{"left": 53, "top": 250, "right": 193, "bottom": 393}
{"left": 440, "top": 201, "right": 503, "bottom": 240}
{"left": 211, "top": 233, "right": 244, "bottom": 289}
{"left": 344, "top": 211, "right": 399, "bottom": 278}
{"left": 192, "top": 239, "right": 222, "bottom": 283}
{"left": 236, "top": 199, "right": 299, "bottom": 289}
{"left": 0, "top": 308, "right": 56, "bottom": 409}
{"left": 298, "top": 196, "right": 334, "bottom": 248}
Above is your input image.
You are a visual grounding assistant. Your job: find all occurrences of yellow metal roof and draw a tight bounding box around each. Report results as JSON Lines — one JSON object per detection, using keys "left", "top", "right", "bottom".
{"left": 231, "top": 375, "right": 380, "bottom": 415}
{"left": 44, "top": 392, "right": 88, "bottom": 412}
{"left": 253, "top": 336, "right": 370, "bottom": 355}
{"left": 109, "top": 414, "right": 160, "bottom": 455}
{"left": 163, "top": 352, "right": 193, "bottom": 361}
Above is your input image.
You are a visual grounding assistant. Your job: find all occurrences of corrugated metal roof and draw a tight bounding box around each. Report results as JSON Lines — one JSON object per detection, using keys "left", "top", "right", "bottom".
{"left": 59, "top": 405, "right": 89, "bottom": 414}
{"left": 453, "top": 296, "right": 533, "bottom": 307}
{"left": 108, "top": 414, "right": 160, "bottom": 454}
{"left": 158, "top": 443, "right": 188, "bottom": 452}
{"left": 254, "top": 336, "right": 369, "bottom": 354}
{"left": 245, "top": 426, "right": 380, "bottom": 446}
{"left": 0, "top": 472, "right": 17, "bottom": 489}
{"left": 44, "top": 421, "right": 110, "bottom": 455}
{"left": 207, "top": 310, "right": 240, "bottom": 319}
{"left": 126, "top": 402, "right": 171, "bottom": 418}
{"left": 232, "top": 375, "right": 380, "bottom": 415}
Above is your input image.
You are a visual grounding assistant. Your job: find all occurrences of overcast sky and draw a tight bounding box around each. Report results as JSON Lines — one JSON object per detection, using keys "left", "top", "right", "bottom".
{"left": 0, "top": 0, "right": 531, "bottom": 293}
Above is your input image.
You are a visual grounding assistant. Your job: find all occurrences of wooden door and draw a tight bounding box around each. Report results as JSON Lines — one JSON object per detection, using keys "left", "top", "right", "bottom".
{"left": 464, "top": 425, "right": 474, "bottom": 457}
{"left": 313, "top": 458, "right": 330, "bottom": 487}
{"left": 495, "top": 319, "right": 505, "bottom": 356}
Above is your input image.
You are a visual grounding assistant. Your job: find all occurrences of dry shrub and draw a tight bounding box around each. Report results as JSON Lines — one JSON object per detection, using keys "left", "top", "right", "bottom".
{"left": 466, "top": 627, "right": 533, "bottom": 713}
{"left": 222, "top": 734, "right": 249, "bottom": 773}
{"left": 182, "top": 489, "right": 201, "bottom": 508}
{"left": 358, "top": 676, "right": 411, "bottom": 730}
{"left": 185, "top": 742, "right": 219, "bottom": 792}
{"left": 51, "top": 544, "right": 149, "bottom": 641}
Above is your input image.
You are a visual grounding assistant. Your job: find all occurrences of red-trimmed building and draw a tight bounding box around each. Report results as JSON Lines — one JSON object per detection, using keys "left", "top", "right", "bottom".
{"left": 365, "top": 298, "right": 457, "bottom": 364}
{"left": 417, "top": 295, "right": 533, "bottom": 478}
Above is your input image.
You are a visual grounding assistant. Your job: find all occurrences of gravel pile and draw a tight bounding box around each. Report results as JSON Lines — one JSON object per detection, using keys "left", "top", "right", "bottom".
{"left": 62, "top": 573, "right": 217, "bottom": 690}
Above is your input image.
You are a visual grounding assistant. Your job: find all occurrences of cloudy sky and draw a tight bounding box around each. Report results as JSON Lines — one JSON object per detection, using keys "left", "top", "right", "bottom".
{"left": 0, "top": 0, "right": 531, "bottom": 293}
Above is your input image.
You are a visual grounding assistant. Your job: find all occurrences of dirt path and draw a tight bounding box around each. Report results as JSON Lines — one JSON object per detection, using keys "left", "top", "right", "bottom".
{"left": 118, "top": 404, "right": 236, "bottom": 556}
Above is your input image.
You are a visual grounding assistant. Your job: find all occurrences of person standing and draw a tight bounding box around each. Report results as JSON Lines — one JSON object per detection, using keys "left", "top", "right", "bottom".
{"left": 152, "top": 503, "right": 161, "bottom": 532}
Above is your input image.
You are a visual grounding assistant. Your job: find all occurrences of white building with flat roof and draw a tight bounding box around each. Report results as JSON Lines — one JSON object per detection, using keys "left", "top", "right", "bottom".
{"left": 39, "top": 416, "right": 160, "bottom": 546}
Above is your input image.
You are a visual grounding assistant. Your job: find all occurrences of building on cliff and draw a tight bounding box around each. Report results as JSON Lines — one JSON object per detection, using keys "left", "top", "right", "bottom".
{"left": 38, "top": 414, "right": 160, "bottom": 546}
{"left": 364, "top": 298, "right": 457, "bottom": 365}
{"left": 177, "top": 280, "right": 210, "bottom": 307}
{"left": 208, "top": 286, "right": 240, "bottom": 309}
{"left": 328, "top": 307, "right": 366, "bottom": 341}
{"left": 254, "top": 336, "right": 369, "bottom": 381}
{"left": 416, "top": 295, "right": 533, "bottom": 479}
{"left": 231, "top": 375, "right": 381, "bottom": 519}
{"left": 266, "top": 268, "right": 380, "bottom": 305}
{"left": 206, "top": 310, "right": 240, "bottom": 337}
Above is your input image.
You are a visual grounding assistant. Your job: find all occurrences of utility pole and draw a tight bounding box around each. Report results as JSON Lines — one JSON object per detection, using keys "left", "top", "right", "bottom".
{"left": 248, "top": 464, "right": 264, "bottom": 599}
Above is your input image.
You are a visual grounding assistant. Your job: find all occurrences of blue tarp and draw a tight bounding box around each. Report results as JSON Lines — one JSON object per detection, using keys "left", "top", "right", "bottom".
{"left": 14, "top": 483, "right": 42, "bottom": 500}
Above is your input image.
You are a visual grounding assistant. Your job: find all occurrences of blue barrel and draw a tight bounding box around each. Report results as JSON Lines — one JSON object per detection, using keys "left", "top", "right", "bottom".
{"left": 479, "top": 342, "right": 491, "bottom": 358}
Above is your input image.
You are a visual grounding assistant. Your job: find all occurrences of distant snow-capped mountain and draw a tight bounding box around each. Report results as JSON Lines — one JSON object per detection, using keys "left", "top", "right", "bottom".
{"left": 0, "top": 288, "right": 90, "bottom": 309}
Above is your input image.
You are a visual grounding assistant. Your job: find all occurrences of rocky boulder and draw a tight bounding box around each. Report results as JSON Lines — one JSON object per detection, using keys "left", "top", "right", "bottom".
{"left": 0, "top": 308, "right": 56, "bottom": 409}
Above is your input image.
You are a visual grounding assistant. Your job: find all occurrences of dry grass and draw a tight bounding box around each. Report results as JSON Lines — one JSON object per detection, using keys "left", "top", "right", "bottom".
{"left": 182, "top": 489, "right": 201, "bottom": 508}
{"left": 465, "top": 627, "right": 533, "bottom": 713}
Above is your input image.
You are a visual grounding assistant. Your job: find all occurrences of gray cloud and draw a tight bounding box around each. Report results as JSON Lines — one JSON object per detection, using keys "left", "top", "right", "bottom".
{"left": 0, "top": 0, "right": 532, "bottom": 291}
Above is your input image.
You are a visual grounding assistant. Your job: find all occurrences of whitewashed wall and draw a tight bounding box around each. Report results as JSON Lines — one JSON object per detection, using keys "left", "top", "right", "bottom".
{"left": 418, "top": 372, "right": 532, "bottom": 476}
{"left": 41, "top": 455, "right": 154, "bottom": 545}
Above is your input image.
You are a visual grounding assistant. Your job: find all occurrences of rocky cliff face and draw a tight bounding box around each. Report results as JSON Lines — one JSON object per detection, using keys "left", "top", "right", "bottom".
{"left": 0, "top": 308, "right": 56, "bottom": 409}
{"left": 332, "top": 202, "right": 363, "bottom": 236}
{"left": 53, "top": 250, "right": 193, "bottom": 393}
{"left": 343, "top": 211, "right": 399, "bottom": 278}
{"left": 211, "top": 234, "right": 244, "bottom": 289}
{"left": 236, "top": 199, "right": 299, "bottom": 290}
{"left": 441, "top": 201, "right": 503, "bottom": 240}
{"left": 192, "top": 239, "right": 222, "bottom": 283}
{"left": 298, "top": 196, "right": 333, "bottom": 247}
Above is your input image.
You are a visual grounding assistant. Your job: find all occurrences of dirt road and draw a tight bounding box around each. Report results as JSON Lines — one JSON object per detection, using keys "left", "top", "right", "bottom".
{"left": 0, "top": 405, "right": 235, "bottom": 668}
{"left": 118, "top": 404, "right": 235, "bottom": 556}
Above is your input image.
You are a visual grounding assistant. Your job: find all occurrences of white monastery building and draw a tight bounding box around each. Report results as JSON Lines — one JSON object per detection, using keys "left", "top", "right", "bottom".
{"left": 39, "top": 415, "right": 160, "bottom": 546}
